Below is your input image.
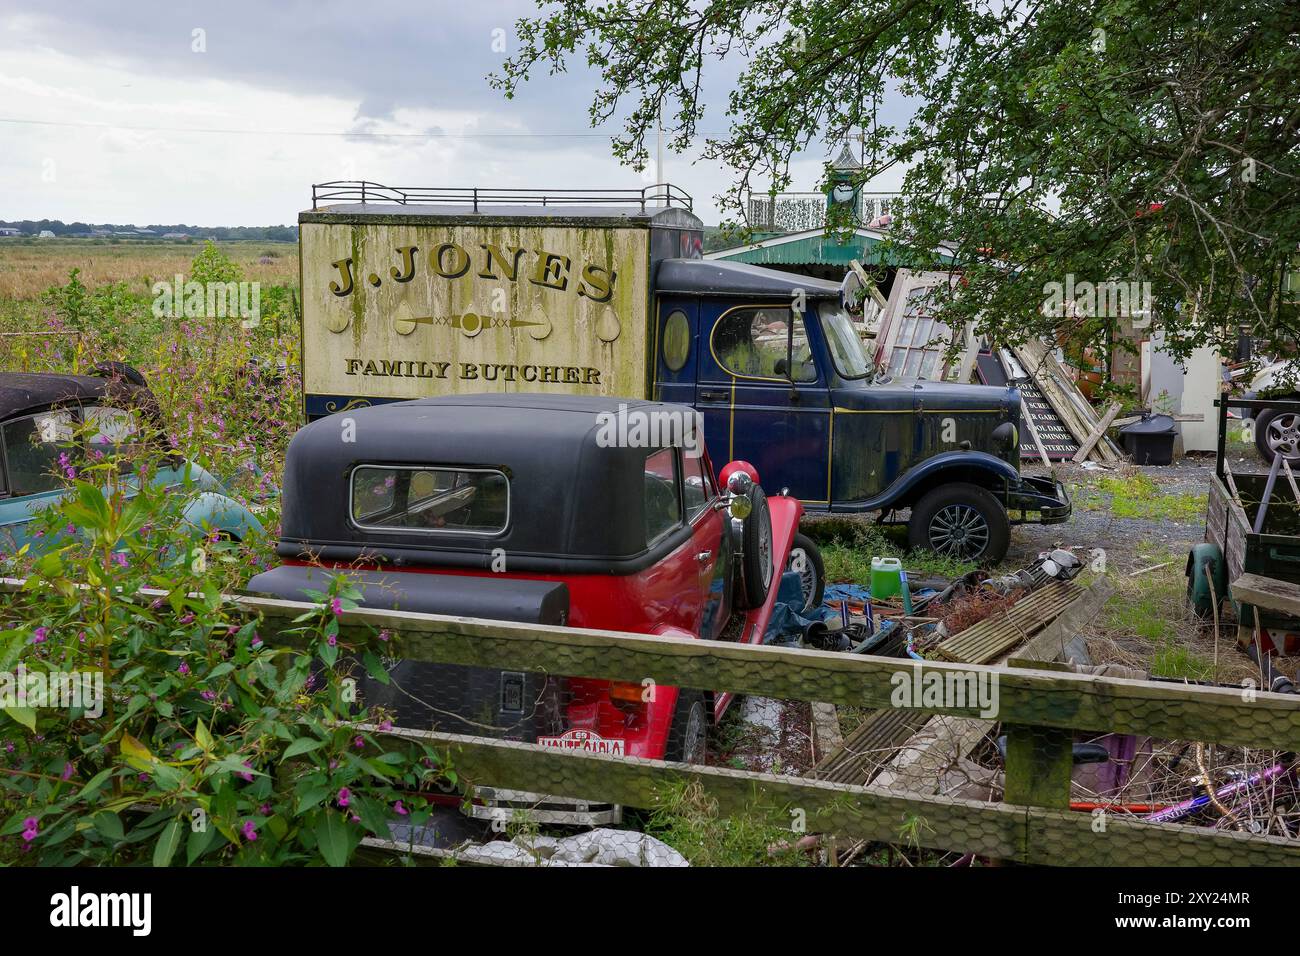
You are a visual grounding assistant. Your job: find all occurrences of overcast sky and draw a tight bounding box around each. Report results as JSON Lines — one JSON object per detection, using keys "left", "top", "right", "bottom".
{"left": 0, "top": 1, "right": 909, "bottom": 227}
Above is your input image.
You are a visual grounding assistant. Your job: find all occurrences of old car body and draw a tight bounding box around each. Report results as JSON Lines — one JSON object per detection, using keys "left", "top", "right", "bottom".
{"left": 296, "top": 183, "right": 1069, "bottom": 562}
{"left": 246, "top": 393, "right": 806, "bottom": 823}
{"left": 653, "top": 260, "right": 1070, "bottom": 548}
{"left": 0, "top": 369, "right": 264, "bottom": 554}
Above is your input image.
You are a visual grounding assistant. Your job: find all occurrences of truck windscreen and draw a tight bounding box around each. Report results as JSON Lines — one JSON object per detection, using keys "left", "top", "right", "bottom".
{"left": 818, "top": 303, "right": 872, "bottom": 380}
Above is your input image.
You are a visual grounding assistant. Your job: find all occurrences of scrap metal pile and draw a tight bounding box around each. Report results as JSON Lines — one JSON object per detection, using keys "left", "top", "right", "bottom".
{"left": 802, "top": 553, "right": 1300, "bottom": 850}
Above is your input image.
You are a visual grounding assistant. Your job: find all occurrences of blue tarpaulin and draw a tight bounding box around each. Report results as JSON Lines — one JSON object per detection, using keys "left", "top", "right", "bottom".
{"left": 762, "top": 572, "right": 829, "bottom": 646}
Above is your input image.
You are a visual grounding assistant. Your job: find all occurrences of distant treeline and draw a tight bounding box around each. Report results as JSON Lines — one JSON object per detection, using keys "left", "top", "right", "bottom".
{"left": 0, "top": 220, "right": 297, "bottom": 241}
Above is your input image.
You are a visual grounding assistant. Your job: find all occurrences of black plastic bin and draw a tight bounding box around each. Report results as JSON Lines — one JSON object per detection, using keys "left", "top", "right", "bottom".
{"left": 1119, "top": 413, "right": 1176, "bottom": 465}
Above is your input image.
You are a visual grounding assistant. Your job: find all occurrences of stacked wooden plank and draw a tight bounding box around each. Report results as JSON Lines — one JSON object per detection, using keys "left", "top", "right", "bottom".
{"left": 932, "top": 579, "right": 1082, "bottom": 663}
{"left": 813, "top": 708, "right": 931, "bottom": 785}
{"left": 1010, "top": 339, "right": 1123, "bottom": 464}
{"left": 812, "top": 579, "right": 1084, "bottom": 787}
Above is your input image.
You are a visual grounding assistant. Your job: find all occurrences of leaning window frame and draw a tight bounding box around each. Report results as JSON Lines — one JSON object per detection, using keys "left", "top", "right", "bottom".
{"left": 347, "top": 463, "right": 510, "bottom": 537}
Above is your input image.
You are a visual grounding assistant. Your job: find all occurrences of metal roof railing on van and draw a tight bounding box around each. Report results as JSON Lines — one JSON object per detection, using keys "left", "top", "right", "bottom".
{"left": 310, "top": 181, "right": 693, "bottom": 214}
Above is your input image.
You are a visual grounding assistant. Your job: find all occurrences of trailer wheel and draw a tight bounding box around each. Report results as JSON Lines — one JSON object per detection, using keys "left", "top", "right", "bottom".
{"left": 907, "top": 483, "right": 1010, "bottom": 564}
{"left": 736, "top": 485, "right": 774, "bottom": 610}
{"left": 664, "top": 690, "right": 709, "bottom": 764}
{"left": 786, "top": 532, "right": 825, "bottom": 614}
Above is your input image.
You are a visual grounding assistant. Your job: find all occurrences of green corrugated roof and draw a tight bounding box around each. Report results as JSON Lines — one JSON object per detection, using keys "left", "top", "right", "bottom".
{"left": 710, "top": 230, "right": 955, "bottom": 267}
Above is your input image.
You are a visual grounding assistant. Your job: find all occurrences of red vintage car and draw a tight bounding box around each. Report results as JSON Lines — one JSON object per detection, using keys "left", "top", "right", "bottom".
{"left": 246, "top": 394, "right": 820, "bottom": 824}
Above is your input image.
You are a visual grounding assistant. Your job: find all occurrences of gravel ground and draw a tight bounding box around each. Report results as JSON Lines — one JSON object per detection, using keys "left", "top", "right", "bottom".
{"left": 1008, "top": 456, "right": 1219, "bottom": 572}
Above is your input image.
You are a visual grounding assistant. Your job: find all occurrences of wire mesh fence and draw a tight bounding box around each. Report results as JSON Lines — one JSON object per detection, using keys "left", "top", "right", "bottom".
{"left": 241, "top": 591, "right": 1300, "bottom": 867}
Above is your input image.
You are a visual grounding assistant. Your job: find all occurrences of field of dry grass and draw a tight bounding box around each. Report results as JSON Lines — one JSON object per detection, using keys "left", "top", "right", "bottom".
{"left": 0, "top": 239, "right": 298, "bottom": 302}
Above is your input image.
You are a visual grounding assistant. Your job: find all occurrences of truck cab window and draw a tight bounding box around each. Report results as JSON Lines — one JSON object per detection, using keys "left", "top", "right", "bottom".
{"left": 818, "top": 302, "right": 873, "bottom": 379}
{"left": 712, "top": 307, "right": 816, "bottom": 383}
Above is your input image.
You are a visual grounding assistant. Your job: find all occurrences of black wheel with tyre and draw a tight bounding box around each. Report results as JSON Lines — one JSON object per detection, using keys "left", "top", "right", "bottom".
{"left": 1254, "top": 403, "right": 1300, "bottom": 464}
{"left": 786, "top": 532, "right": 825, "bottom": 615}
{"left": 736, "top": 485, "right": 774, "bottom": 610}
{"left": 907, "top": 483, "right": 1010, "bottom": 564}
{"left": 664, "top": 690, "right": 709, "bottom": 764}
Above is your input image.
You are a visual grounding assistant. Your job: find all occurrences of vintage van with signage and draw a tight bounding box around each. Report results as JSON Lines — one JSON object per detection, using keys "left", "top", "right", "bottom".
{"left": 298, "top": 182, "right": 1070, "bottom": 562}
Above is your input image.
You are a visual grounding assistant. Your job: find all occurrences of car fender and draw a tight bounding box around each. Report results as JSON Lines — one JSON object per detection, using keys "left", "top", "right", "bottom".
{"left": 870, "top": 450, "right": 1017, "bottom": 510}
{"left": 182, "top": 491, "right": 265, "bottom": 542}
{"left": 713, "top": 493, "right": 802, "bottom": 720}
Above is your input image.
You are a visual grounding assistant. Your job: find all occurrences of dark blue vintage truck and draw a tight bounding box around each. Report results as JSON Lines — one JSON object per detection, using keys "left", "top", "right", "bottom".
{"left": 297, "top": 182, "right": 1069, "bottom": 561}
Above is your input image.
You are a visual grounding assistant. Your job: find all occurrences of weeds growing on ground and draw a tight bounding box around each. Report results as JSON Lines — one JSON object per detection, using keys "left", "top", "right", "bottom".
{"left": 1076, "top": 472, "right": 1205, "bottom": 522}
{"left": 643, "top": 780, "right": 811, "bottom": 866}
{"left": 803, "top": 517, "right": 978, "bottom": 582}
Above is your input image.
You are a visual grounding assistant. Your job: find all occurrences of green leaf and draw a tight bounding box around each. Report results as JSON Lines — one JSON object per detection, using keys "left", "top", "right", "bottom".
{"left": 0, "top": 628, "right": 27, "bottom": 672}
{"left": 3, "top": 706, "right": 36, "bottom": 731}
{"left": 267, "top": 814, "right": 289, "bottom": 841}
{"left": 207, "top": 662, "right": 235, "bottom": 681}
{"left": 281, "top": 737, "right": 324, "bottom": 760}
{"left": 363, "top": 651, "right": 391, "bottom": 684}
{"left": 75, "top": 482, "right": 112, "bottom": 527}
{"left": 77, "top": 767, "right": 115, "bottom": 800}
{"left": 295, "top": 784, "right": 330, "bottom": 815}
{"left": 119, "top": 732, "right": 155, "bottom": 771}
{"left": 187, "top": 824, "right": 218, "bottom": 865}
{"left": 351, "top": 794, "right": 394, "bottom": 838}
{"left": 35, "top": 551, "right": 65, "bottom": 579}
{"left": 318, "top": 639, "right": 338, "bottom": 668}
{"left": 92, "top": 811, "right": 125, "bottom": 842}
{"left": 152, "top": 818, "right": 184, "bottom": 867}
{"left": 315, "top": 812, "right": 354, "bottom": 867}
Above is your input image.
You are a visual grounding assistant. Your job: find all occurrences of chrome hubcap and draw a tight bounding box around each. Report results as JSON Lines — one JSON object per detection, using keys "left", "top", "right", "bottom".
{"left": 930, "top": 504, "right": 990, "bottom": 559}
{"left": 1266, "top": 414, "right": 1300, "bottom": 459}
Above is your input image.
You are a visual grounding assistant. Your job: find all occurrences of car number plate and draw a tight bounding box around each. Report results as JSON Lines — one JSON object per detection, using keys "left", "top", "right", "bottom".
{"left": 536, "top": 730, "right": 625, "bottom": 756}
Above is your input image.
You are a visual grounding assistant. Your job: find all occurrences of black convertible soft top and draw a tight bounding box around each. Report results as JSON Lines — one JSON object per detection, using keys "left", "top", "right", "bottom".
{"left": 277, "top": 394, "right": 710, "bottom": 573}
{"left": 0, "top": 368, "right": 152, "bottom": 421}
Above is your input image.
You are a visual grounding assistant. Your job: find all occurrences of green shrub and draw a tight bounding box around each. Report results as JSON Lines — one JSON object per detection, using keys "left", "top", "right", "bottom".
{"left": 0, "top": 437, "right": 449, "bottom": 865}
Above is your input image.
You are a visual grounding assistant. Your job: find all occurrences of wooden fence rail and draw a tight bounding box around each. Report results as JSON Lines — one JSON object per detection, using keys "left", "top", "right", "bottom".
{"left": 233, "top": 594, "right": 1300, "bottom": 753}
{"left": 229, "top": 592, "right": 1300, "bottom": 866}
{"left": 5, "top": 578, "right": 1298, "bottom": 864}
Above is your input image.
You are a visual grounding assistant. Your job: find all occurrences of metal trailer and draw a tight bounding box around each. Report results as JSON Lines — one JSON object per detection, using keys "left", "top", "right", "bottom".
{"left": 1189, "top": 394, "right": 1300, "bottom": 660}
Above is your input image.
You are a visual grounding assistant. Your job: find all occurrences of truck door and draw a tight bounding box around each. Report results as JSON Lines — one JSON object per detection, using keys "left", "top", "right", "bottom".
{"left": 695, "top": 302, "right": 831, "bottom": 505}
{"left": 653, "top": 296, "right": 698, "bottom": 406}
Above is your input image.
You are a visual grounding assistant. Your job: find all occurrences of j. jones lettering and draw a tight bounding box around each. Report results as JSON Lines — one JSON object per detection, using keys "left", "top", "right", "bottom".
{"left": 327, "top": 243, "right": 615, "bottom": 302}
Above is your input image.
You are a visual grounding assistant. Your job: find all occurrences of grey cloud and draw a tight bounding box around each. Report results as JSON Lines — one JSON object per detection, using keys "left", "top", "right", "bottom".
{"left": 0, "top": 0, "right": 599, "bottom": 123}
